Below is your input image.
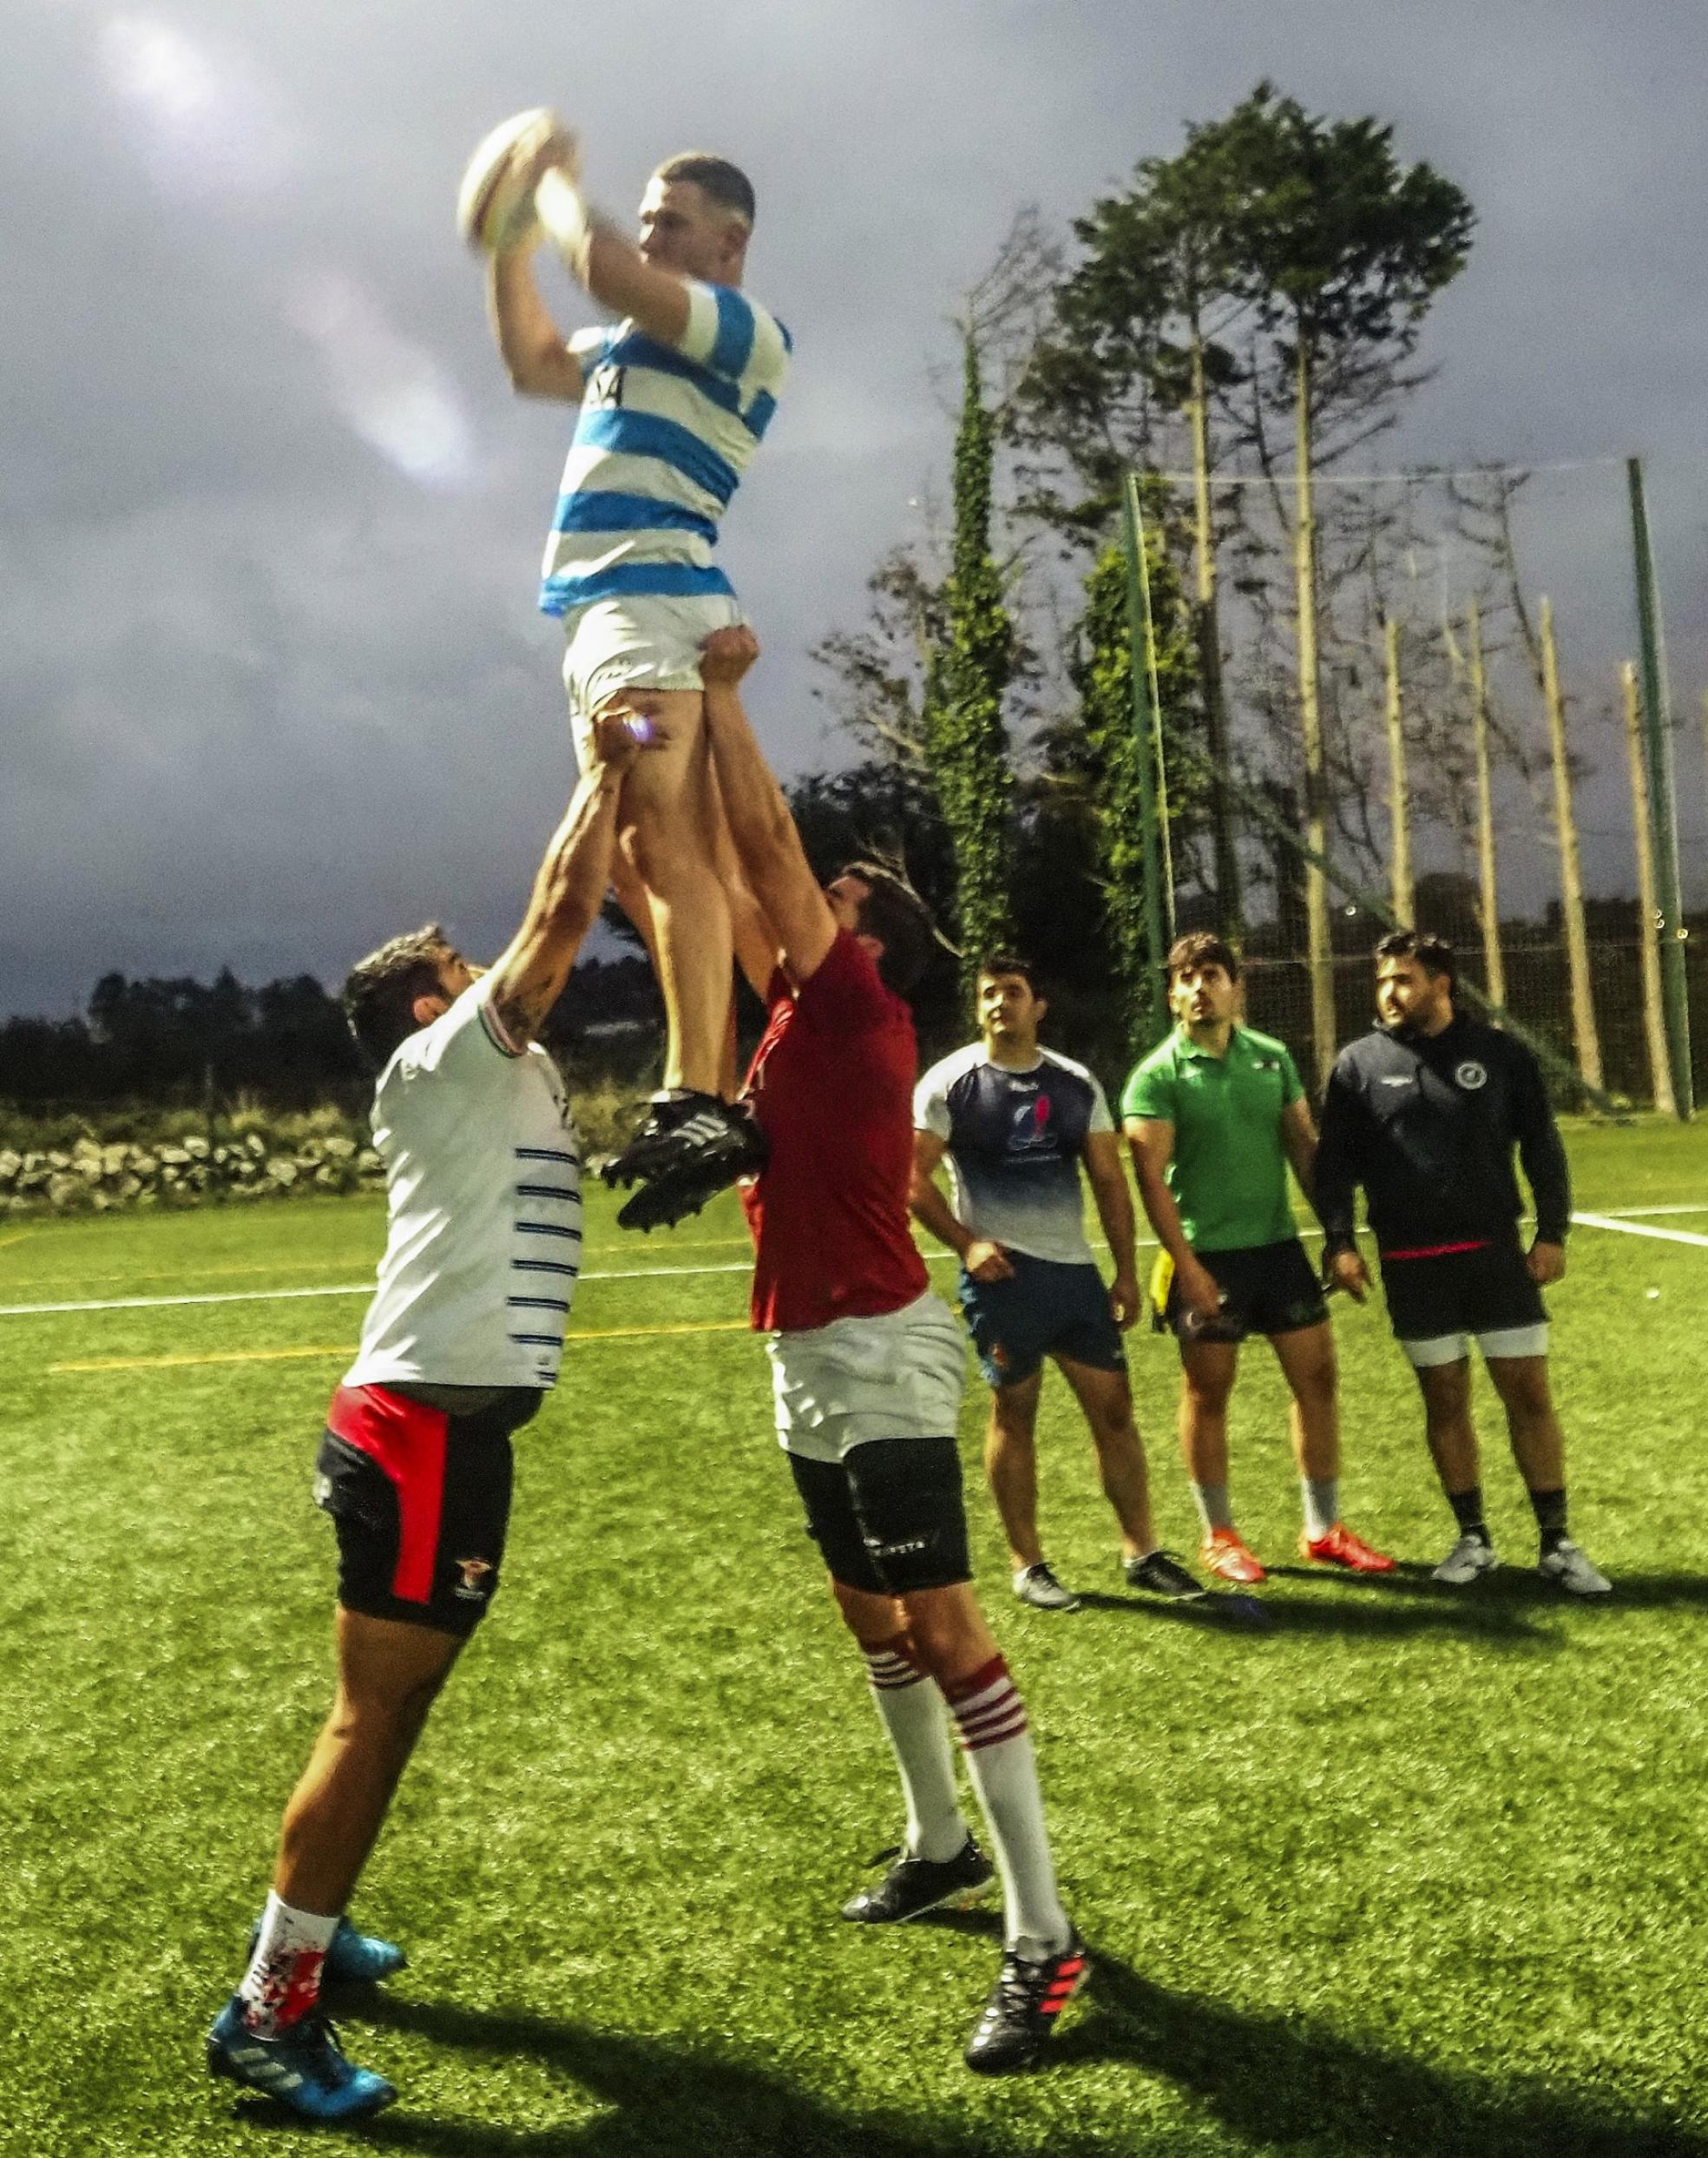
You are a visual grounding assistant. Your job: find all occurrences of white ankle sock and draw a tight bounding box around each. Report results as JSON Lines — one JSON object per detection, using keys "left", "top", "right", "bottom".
{"left": 238, "top": 1892, "right": 339, "bottom": 2036}
{"left": 862, "top": 1635, "right": 967, "bottom": 1863}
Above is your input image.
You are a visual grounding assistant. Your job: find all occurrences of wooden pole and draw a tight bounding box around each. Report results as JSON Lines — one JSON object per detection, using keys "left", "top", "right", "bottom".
{"left": 1621, "top": 661, "right": 1677, "bottom": 1115}
{"left": 1121, "top": 475, "right": 1171, "bottom": 1049}
{"left": 1626, "top": 458, "right": 1691, "bottom": 1115}
{"left": 1467, "top": 599, "right": 1507, "bottom": 1010}
{"left": 1293, "top": 339, "right": 1336, "bottom": 1089}
{"left": 1383, "top": 615, "right": 1415, "bottom": 926}
{"left": 1189, "top": 327, "right": 1240, "bottom": 937}
{"left": 1540, "top": 595, "right": 1604, "bottom": 1089}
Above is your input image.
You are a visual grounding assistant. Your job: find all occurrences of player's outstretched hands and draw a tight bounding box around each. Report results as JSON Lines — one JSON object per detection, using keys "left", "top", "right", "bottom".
{"left": 1527, "top": 1239, "right": 1566, "bottom": 1286}
{"left": 700, "top": 625, "right": 761, "bottom": 687}
{"left": 1326, "top": 1247, "right": 1370, "bottom": 1303}
{"left": 963, "top": 1238, "right": 1015, "bottom": 1285}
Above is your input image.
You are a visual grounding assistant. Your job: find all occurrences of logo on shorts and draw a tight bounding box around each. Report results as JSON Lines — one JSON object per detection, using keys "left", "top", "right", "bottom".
{"left": 1455, "top": 1060, "right": 1488, "bottom": 1091}
{"left": 452, "top": 1557, "right": 495, "bottom": 1602}
{"left": 312, "top": 1472, "right": 332, "bottom": 1510}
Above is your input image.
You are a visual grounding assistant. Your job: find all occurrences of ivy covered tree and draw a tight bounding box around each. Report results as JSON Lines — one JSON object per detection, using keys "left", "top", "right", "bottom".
{"left": 1061, "top": 498, "right": 1205, "bottom": 1045}
{"left": 927, "top": 333, "right": 1016, "bottom": 997}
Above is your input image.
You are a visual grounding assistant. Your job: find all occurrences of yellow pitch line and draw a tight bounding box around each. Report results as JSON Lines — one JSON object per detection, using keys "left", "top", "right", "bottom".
{"left": 49, "top": 1318, "right": 752, "bottom": 1375}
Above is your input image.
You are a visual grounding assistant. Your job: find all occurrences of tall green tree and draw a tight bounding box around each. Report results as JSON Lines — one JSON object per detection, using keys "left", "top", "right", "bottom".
{"left": 1227, "top": 86, "right": 1474, "bottom": 1081}
{"left": 928, "top": 333, "right": 1016, "bottom": 995}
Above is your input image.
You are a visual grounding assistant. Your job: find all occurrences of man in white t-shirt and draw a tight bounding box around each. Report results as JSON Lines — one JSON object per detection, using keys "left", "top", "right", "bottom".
{"left": 207, "top": 712, "right": 650, "bottom": 2122}
{"left": 912, "top": 959, "right": 1203, "bottom": 1612}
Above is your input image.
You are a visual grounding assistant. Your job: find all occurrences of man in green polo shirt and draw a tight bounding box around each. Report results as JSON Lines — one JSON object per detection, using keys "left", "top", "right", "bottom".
{"left": 1121, "top": 931, "right": 1393, "bottom": 1585}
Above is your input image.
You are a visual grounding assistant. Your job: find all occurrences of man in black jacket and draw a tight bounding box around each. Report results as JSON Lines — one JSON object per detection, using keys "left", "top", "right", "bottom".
{"left": 1315, "top": 930, "right": 1610, "bottom": 1595}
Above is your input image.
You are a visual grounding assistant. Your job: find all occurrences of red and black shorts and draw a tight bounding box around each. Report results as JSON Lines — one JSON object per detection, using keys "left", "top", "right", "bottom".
{"left": 313, "top": 1385, "right": 543, "bottom": 1637}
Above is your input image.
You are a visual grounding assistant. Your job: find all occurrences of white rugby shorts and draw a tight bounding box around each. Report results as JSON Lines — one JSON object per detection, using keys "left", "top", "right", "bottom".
{"left": 560, "top": 589, "right": 746, "bottom": 746}
{"left": 765, "top": 1291, "right": 968, "bottom": 1465}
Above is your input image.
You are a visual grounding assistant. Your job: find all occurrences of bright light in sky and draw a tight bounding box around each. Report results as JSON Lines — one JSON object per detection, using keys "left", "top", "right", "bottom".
{"left": 98, "top": 15, "right": 296, "bottom": 199}
{"left": 286, "top": 271, "right": 476, "bottom": 490}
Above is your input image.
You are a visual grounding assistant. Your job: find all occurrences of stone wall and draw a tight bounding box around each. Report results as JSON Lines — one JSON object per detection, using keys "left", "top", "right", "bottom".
{"left": 0, "top": 1130, "right": 385, "bottom": 1215}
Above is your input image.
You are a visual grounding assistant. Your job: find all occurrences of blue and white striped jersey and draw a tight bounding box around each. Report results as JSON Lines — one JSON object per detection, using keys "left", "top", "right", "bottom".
{"left": 539, "top": 280, "right": 791, "bottom": 620}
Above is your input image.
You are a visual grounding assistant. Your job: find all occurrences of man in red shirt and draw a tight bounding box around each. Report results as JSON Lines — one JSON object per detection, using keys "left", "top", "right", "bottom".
{"left": 676, "top": 626, "right": 1083, "bottom": 2074}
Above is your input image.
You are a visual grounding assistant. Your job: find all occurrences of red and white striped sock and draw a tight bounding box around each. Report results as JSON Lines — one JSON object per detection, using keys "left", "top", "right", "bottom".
{"left": 238, "top": 1893, "right": 338, "bottom": 2036}
{"left": 945, "top": 1654, "right": 1070, "bottom": 1960}
{"left": 861, "top": 1632, "right": 968, "bottom": 1863}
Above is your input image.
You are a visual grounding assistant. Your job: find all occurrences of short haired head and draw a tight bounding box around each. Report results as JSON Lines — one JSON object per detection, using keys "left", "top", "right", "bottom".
{"left": 976, "top": 952, "right": 1042, "bottom": 999}
{"left": 834, "top": 860, "right": 937, "bottom": 996}
{"left": 641, "top": 155, "right": 754, "bottom": 286}
{"left": 342, "top": 923, "right": 456, "bottom": 1072}
{"left": 1373, "top": 927, "right": 1456, "bottom": 986}
{"left": 1166, "top": 931, "right": 1240, "bottom": 985}
{"left": 654, "top": 152, "right": 756, "bottom": 229}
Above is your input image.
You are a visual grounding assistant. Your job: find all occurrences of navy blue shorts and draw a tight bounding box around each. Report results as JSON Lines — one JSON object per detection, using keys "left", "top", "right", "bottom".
{"left": 957, "top": 1251, "right": 1127, "bottom": 1388}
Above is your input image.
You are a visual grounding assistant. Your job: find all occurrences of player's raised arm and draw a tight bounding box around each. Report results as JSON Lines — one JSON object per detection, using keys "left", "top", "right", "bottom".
{"left": 487, "top": 247, "right": 587, "bottom": 403}
{"left": 483, "top": 713, "right": 656, "bottom": 1050}
{"left": 698, "top": 628, "right": 839, "bottom": 985}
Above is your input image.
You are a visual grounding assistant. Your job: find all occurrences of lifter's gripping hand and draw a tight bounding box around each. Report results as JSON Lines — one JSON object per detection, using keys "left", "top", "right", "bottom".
{"left": 584, "top": 705, "right": 666, "bottom": 779}
{"left": 700, "top": 624, "right": 761, "bottom": 687}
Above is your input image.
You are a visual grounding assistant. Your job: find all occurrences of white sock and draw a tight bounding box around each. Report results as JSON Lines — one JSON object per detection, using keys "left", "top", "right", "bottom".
{"left": 1191, "top": 1481, "right": 1235, "bottom": 1535}
{"left": 1302, "top": 1477, "right": 1339, "bottom": 1541}
{"left": 862, "top": 1635, "right": 967, "bottom": 1863}
{"left": 945, "top": 1655, "right": 1070, "bottom": 1960}
{"left": 238, "top": 1892, "right": 339, "bottom": 2036}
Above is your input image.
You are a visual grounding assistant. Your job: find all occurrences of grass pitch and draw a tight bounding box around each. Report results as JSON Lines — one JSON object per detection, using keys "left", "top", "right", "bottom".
{"left": 3, "top": 1117, "right": 1706, "bottom": 2155}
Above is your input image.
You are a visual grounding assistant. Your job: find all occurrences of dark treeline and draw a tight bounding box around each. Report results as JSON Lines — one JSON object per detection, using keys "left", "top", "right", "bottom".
{"left": 0, "top": 953, "right": 667, "bottom": 1111}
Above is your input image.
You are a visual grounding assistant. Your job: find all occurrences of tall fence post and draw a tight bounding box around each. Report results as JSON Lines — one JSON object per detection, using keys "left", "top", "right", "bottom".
{"left": 1620, "top": 661, "right": 1677, "bottom": 1116}
{"left": 1383, "top": 615, "right": 1415, "bottom": 926}
{"left": 1121, "top": 475, "right": 1171, "bottom": 1051}
{"left": 1539, "top": 595, "right": 1605, "bottom": 1091}
{"left": 1627, "top": 456, "right": 1693, "bottom": 1118}
{"left": 1467, "top": 598, "right": 1508, "bottom": 1010}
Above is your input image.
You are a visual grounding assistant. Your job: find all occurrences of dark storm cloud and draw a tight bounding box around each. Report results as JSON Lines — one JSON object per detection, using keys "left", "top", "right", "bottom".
{"left": 5, "top": 0, "right": 1706, "bottom": 1016}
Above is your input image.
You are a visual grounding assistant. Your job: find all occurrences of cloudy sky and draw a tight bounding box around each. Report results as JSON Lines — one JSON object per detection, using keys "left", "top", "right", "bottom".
{"left": 6, "top": 0, "right": 1706, "bottom": 1017}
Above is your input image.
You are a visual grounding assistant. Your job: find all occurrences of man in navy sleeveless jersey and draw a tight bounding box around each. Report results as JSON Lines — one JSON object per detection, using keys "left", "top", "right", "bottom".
{"left": 912, "top": 959, "right": 1203, "bottom": 1610}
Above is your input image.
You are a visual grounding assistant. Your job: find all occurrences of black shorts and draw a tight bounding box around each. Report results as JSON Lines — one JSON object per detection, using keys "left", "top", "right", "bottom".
{"left": 958, "top": 1252, "right": 1127, "bottom": 1386}
{"left": 1163, "top": 1237, "right": 1328, "bottom": 1344}
{"left": 1377, "top": 1236, "right": 1547, "bottom": 1357}
{"left": 787, "top": 1436, "right": 971, "bottom": 1596}
{"left": 314, "top": 1384, "right": 542, "bottom": 1637}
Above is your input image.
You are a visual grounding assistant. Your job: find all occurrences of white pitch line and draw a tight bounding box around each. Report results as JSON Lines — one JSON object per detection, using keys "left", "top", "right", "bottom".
{"left": 1573, "top": 1211, "right": 1708, "bottom": 1248}
{"left": 1582, "top": 1202, "right": 1708, "bottom": 1220}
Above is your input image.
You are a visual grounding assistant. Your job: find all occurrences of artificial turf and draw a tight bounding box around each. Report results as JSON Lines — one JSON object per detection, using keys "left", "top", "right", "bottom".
{"left": 1, "top": 1116, "right": 1705, "bottom": 2155}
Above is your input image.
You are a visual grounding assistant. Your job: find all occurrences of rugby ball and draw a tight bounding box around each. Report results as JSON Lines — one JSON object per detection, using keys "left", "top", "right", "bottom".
{"left": 457, "top": 108, "right": 558, "bottom": 253}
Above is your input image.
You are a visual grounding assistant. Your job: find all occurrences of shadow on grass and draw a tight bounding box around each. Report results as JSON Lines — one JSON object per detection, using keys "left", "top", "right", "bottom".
{"left": 1060, "top": 1947, "right": 1707, "bottom": 2158}
{"left": 238, "top": 1961, "right": 1706, "bottom": 2158}
{"left": 1076, "top": 1580, "right": 1556, "bottom": 1645}
{"left": 319, "top": 1992, "right": 1019, "bottom": 2157}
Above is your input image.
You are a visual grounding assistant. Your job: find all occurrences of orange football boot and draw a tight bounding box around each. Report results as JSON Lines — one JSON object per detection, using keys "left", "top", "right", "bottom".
{"left": 1199, "top": 1527, "right": 1266, "bottom": 1584}
{"left": 1299, "top": 1523, "right": 1396, "bottom": 1573}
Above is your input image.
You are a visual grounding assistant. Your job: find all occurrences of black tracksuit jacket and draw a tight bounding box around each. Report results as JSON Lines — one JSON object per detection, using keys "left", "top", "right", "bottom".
{"left": 1314, "top": 1014, "right": 1571, "bottom": 1258}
